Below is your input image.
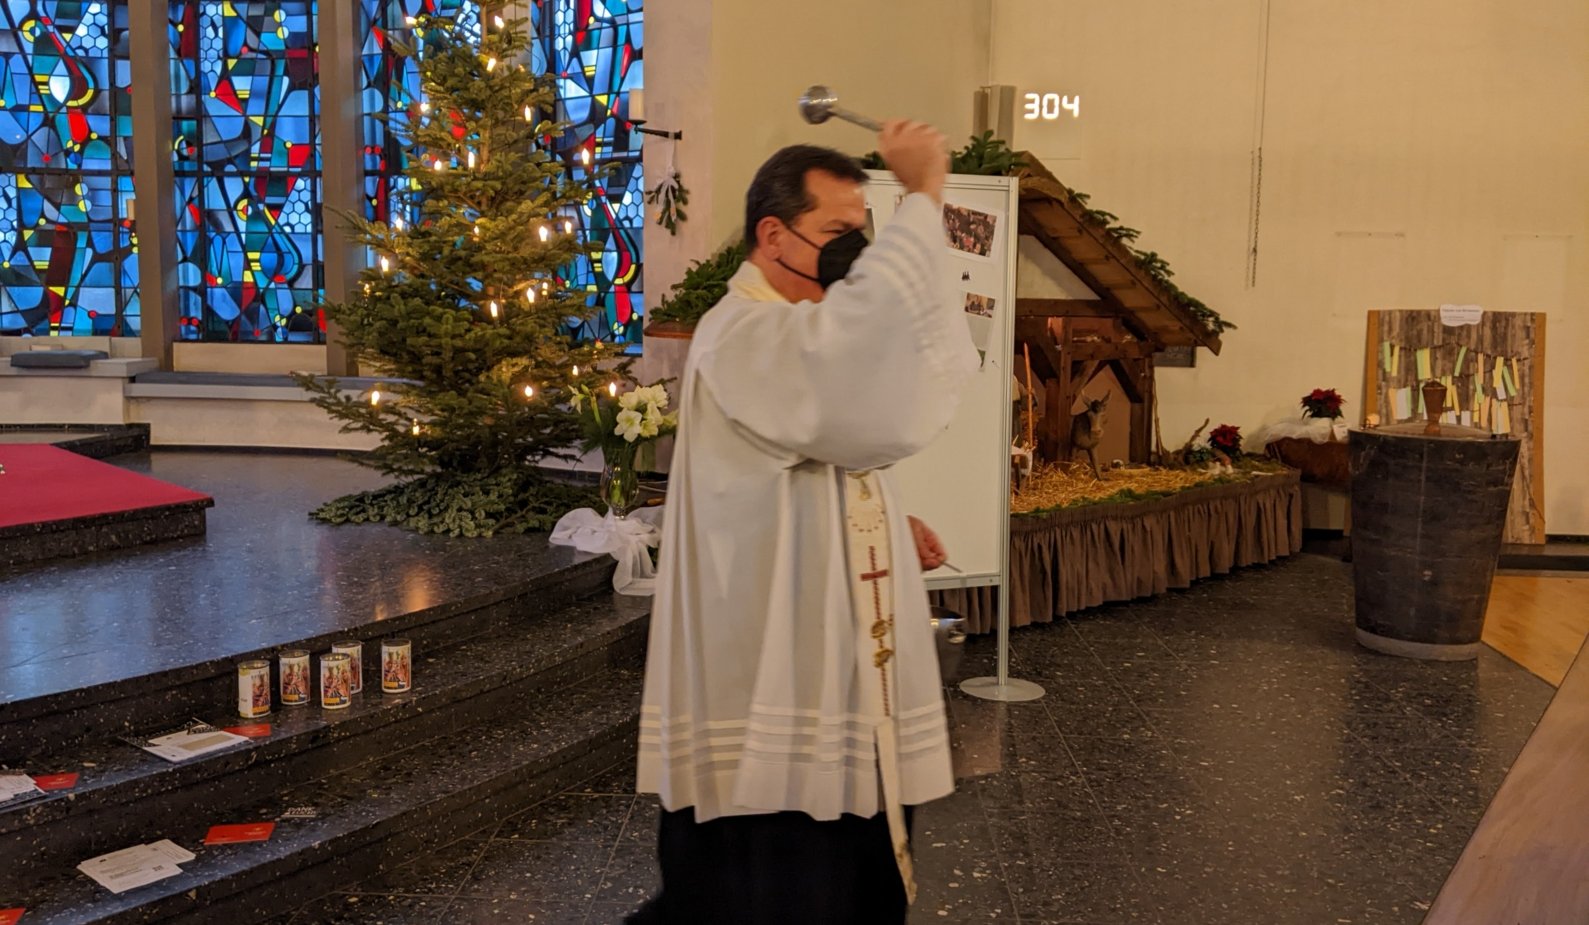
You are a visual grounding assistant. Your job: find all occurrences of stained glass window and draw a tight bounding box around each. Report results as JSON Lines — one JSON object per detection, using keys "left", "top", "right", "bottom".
{"left": 0, "top": 0, "right": 138, "bottom": 336}
{"left": 358, "top": 0, "right": 478, "bottom": 226}
{"left": 535, "top": 0, "right": 643, "bottom": 350}
{"left": 169, "top": 0, "right": 323, "bottom": 342}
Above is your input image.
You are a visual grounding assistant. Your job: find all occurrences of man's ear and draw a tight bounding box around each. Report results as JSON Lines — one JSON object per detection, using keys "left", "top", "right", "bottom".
{"left": 756, "top": 216, "right": 785, "bottom": 258}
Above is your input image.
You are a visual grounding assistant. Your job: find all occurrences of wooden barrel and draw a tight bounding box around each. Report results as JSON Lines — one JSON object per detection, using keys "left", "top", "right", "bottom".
{"left": 1349, "top": 425, "right": 1520, "bottom": 660}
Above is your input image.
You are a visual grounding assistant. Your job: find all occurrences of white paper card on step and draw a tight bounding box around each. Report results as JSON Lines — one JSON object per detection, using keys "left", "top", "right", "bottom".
{"left": 141, "top": 729, "right": 249, "bottom": 763}
{"left": 0, "top": 773, "right": 41, "bottom": 802}
{"left": 1439, "top": 304, "right": 1483, "bottom": 327}
{"left": 145, "top": 840, "right": 196, "bottom": 865}
{"left": 77, "top": 845, "right": 183, "bottom": 894}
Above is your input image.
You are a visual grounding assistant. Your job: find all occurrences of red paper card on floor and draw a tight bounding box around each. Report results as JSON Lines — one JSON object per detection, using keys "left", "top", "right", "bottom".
{"left": 204, "top": 823, "right": 275, "bottom": 845}
{"left": 222, "top": 725, "right": 272, "bottom": 739}
{"left": 31, "top": 773, "right": 79, "bottom": 791}
{"left": 0, "top": 908, "right": 24, "bottom": 925}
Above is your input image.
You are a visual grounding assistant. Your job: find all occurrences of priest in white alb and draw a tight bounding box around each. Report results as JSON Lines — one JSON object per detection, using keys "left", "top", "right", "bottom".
{"left": 629, "top": 122, "right": 979, "bottom": 925}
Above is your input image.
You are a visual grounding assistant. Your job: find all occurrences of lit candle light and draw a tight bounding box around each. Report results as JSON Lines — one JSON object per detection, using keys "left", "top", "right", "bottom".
{"left": 370, "top": 389, "right": 382, "bottom": 406}
{"left": 392, "top": 215, "right": 405, "bottom": 231}
{"left": 525, "top": 287, "right": 537, "bottom": 304}
{"left": 419, "top": 101, "right": 430, "bottom": 114}
{"left": 523, "top": 384, "right": 535, "bottom": 398}
{"left": 538, "top": 226, "right": 550, "bottom": 242}
{"left": 524, "top": 105, "right": 534, "bottom": 123}
{"left": 580, "top": 148, "right": 591, "bottom": 167}
{"left": 433, "top": 158, "right": 445, "bottom": 172}
{"left": 488, "top": 300, "right": 499, "bottom": 318}
{"left": 608, "top": 382, "right": 618, "bottom": 398}
{"left": 379, "top": 256, "right": 390, "bottom": 274}
{"left": 485, "top": 56, "right": 497, "bottom": 72}
{"left": 472, "top": 222, "right": 480, "bottom": 237}
{"left": 404, "top": 15, "right": 417, "bottom": 26}
{"left": 467, "top": 150, "right": 476, "bottom": 169}
{"left": 411, "top": 420, "right": 420, "bottom": 436}
{"left": 572, "top": 365, "right": 580, "bottom": 376}
{"left": 493, "top": 14, "right": 505, "bottom": 28}
{"left": 563, "top": 219, "right": 573, "bottom": 234}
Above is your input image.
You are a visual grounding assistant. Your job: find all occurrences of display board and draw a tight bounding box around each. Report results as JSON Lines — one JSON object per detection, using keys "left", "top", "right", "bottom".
{"left": 865, "top": 172, "right": 1019, "bottom": 589}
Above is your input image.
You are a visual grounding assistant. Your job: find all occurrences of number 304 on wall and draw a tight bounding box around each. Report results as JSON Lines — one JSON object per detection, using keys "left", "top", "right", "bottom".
{"left": 1024, "top": 93, "right": 1080, "bottom": 120}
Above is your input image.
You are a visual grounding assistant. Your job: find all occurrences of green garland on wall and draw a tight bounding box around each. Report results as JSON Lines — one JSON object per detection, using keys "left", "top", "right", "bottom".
{"left": 648, "top": 240, "right": 746, "bottom": 327}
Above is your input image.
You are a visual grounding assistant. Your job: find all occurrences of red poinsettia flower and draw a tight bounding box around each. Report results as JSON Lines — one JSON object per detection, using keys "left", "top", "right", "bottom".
{"left": 1209, "top": 424, "right": 1243, "bottom": 457}
{"left": 1300, "top": 388, "right": 1345, "bottom": 420}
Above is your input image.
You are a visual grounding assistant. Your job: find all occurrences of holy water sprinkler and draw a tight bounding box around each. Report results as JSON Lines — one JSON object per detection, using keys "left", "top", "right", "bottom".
{"left": 799, "top": 85, "right": 883, "bottom": 132}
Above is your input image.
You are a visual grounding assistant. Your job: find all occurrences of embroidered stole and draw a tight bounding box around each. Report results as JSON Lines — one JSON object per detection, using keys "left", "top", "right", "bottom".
{"left": 842, "top": 470, "right": 917, "bottom": 904}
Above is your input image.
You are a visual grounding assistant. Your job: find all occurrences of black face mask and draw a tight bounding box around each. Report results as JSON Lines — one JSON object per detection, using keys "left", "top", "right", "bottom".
{"left": 778, "top": 227, "right": 869, "bottom": 290}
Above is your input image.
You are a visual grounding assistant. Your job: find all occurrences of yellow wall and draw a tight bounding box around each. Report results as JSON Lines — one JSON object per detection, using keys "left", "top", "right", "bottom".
{"left": 704, "top": 0, "right": 991, "bottom": 246}
{"left": 640, "top": 0, "right": 992, "bottom": 380}
{"left": 990, "top": 0, "right": 1589, "bottom": 533}
{"left": 639, "top": 0, "right": 991, "bottom": 385}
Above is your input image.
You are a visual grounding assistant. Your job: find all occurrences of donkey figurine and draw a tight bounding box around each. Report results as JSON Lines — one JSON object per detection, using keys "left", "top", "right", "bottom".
{"left": 1070, "top": 394, "right": 1109, "bottom": 480}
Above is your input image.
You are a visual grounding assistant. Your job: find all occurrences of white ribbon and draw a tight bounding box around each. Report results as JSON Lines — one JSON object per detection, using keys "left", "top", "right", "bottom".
{"left": 548, "top": 506, "right": 664, "bottom": 596}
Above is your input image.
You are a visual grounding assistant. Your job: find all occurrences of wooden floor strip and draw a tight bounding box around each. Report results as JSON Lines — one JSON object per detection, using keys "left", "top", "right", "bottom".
{"left": 1483, "top": 575, "right": 1589, "bottom": 687}
{"left": 1424, "top": 634, "right": 1589, "bottom": 924}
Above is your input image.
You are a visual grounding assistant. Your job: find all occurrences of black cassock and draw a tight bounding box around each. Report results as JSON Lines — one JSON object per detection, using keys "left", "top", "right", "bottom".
{"left": 624, "top": 807, "right": 912, "bottom": 925}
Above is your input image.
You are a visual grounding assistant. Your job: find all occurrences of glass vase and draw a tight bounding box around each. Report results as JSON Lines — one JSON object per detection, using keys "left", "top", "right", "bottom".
{"left": 600, "top": 448, "right": 641, "bottom": 519}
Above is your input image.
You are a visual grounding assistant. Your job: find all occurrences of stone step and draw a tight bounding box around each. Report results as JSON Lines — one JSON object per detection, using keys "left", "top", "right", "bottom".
{"left": 3, "top": 664, "right": 643, "bottom": 925}
{"left": 0, "top": 555, "right": 615, "bottom": 761}
{"left": 0, "top": 589, "right": 648, "bottom": 878}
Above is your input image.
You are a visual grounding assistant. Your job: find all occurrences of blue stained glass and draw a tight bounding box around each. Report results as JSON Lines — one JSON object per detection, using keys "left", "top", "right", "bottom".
{"left": 170, "top": 0, "right": 324, "bottom": 342}
{"left": 534, "top": 0, "right": 644, "bottom": 350}
{"left": 358, "top": 0, "right": 479, "bottom": 226}
{"left": 0, "top": 0, "right": 139, "bottom": 336}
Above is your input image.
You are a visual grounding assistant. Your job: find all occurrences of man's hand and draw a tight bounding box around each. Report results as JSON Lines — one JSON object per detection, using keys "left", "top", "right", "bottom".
{"left": 879, "top": 120, "right": 948, "bottom": 203}
{"left": 908, "top": 515, "right": 948, "bottom": 572}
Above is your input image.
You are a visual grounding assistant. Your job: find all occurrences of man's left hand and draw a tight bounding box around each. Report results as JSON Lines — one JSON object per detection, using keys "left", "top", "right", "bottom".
{"left": 908, "top": 516, "right": 948, "bottom": 572}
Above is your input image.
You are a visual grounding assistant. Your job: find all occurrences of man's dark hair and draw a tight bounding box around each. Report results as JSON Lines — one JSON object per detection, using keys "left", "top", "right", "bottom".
{"left": 743, "top": 145, "right": 868, "bottom": 252}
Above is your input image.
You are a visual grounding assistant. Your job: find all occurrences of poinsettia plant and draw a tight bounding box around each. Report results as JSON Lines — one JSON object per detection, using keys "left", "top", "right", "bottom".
{"left": 1300, "top": 388, "right": 1346, "bottom": 420}
{"left": 1209, "top": 424, "right": 1243, "bottom": 458}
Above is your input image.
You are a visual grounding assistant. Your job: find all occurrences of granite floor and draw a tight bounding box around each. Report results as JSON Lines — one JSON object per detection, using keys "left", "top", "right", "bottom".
{"left": 280, "top": 554, "right": 1556, "bottom": 925}
{"left": 0, "top": 451, "right": 588, "bottom": 703}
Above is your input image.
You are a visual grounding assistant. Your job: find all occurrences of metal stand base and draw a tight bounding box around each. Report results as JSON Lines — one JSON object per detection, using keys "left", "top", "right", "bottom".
{"left": 960, "top": 676, "right": 1045, "bottom": 702}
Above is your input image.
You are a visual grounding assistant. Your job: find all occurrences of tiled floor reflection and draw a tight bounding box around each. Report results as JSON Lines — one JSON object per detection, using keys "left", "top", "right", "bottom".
{"left": 290, "top": 555, "right": 1554, "bottom": 924}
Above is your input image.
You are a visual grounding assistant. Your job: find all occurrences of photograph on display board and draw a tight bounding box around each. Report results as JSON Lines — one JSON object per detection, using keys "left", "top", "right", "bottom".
{"left": 962, "top": 309, "right": 993, "bottom": 354}
{"left": 943, "top": 202, "right": 998, "bottom": 259}
{"left": 964, "top": 292, "right": 996, "bottom": 318}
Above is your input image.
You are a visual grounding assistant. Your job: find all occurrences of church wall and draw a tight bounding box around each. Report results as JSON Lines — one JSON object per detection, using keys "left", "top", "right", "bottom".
{"left": 638, "top": 0, "right": 994, "bottom": 388}
{"left": 990, "top": 0, "right": 1589, "bottom": 533}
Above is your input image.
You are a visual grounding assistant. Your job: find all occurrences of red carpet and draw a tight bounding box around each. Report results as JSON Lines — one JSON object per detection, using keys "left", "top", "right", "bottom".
{"left": 0, "top": 445, "right": 213, "bottom": 529}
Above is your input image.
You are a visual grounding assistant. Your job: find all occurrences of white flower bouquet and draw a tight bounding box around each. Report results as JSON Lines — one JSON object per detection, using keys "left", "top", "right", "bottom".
{"left": 572, "top": 380, "right": 678, "bottom": 516}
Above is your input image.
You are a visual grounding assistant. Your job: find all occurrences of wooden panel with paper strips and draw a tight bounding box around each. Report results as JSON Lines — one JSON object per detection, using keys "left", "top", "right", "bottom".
{"left": 1362, "top": 309, "right": 1546, "bottom": 544}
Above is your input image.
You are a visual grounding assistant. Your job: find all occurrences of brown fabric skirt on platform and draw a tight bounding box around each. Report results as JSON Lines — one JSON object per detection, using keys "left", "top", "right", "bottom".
{"left": 936, "top": 472, "right": 1304, "bottom": 634}
{"left": 624, "top": 807, "right": 910, "bottom": 925}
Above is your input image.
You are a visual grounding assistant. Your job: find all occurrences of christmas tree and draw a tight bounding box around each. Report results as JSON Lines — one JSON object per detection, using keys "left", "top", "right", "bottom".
{"left": 296, "top": 12, "right": 626, "bottom": 537}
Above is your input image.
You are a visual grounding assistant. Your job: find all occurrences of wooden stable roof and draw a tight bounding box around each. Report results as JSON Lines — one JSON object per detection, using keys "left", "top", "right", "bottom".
{"left": 1015, "top": 156, "right": 1223, "bottom": 356}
